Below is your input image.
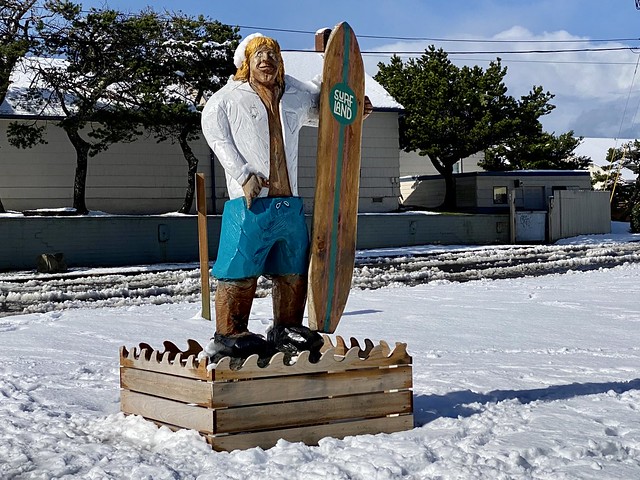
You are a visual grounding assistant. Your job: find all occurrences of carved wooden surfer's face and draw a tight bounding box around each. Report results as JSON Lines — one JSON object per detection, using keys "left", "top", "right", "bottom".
{"left": 249, "top": 46, "right": 280, "bottom": 88}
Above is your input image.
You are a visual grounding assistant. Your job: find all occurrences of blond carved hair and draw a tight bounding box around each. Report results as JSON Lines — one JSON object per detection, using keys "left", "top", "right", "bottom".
{"left": 234, "top": 36, "right": 285, "bottom": 89}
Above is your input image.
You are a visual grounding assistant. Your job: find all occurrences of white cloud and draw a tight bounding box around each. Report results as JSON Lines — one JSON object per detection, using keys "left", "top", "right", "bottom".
{"left": 365, "top": 26, "right": 640, "bottom": 138}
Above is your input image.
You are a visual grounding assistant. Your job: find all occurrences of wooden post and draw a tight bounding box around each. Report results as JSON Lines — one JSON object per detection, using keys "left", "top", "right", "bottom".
{"left": 509, "top": 190, "right": 516, "bottom": 244}
{"left": 196, "top": 173, "right": 211, "bottom": 320}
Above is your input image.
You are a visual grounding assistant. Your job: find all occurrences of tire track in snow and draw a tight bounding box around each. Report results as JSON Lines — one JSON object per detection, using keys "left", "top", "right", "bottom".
{"left": 1, "top": 242, "right": 639, "bottom": 316}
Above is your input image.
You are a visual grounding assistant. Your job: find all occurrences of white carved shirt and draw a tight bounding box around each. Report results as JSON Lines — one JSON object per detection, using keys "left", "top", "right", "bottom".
{"left": 201, "top": 75, "right": 320, "bottom": 199}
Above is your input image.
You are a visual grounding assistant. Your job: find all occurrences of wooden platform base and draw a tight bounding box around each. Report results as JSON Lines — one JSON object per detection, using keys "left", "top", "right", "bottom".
{"left": 119, "top": 336, "right": 414, "bottom": 451}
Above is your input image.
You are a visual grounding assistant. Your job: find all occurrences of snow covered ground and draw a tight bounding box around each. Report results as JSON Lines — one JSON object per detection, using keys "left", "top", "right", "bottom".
{"left": 2, "top": 223, "right": 640, "bottom": 317}
{"left": 1, "top": 223, "right": 640, "bottom": 479}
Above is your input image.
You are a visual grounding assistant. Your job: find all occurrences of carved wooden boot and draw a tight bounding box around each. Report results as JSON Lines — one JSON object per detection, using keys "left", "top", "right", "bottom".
{"left": 208, "top": 278, "right": 273, "bottom": 363}
{"left": 268, "top": 274, "right": 323, "bottom": 362}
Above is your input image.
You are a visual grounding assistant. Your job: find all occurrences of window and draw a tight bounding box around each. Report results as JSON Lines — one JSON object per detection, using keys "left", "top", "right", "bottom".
{"left": 493, "top": 186, "right": 508, "bottom": 204}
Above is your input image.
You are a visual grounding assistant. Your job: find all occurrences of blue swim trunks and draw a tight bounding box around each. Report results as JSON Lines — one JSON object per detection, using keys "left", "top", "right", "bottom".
{"left": 212, "top": 196, "right": 310, "bottom": 280}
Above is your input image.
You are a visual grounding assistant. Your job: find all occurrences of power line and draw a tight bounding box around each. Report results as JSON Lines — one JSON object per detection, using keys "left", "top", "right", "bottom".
{"left": 284, "top": 46, "right": 640, "bottom": 55}
{"left": 78, "top": 12, "right": 640, "bottom": 46}
{"left": 30, "top": 10, "right": 640, "bottom": 60}
{"left": 374, "top": 46, "right": 638, "bottom": 55}
{"left": 616, "top": 55, "right": 640, "bottom": 142}
{"left": 363, "top": 55, "right": 640, "bottom": 66}
{"left": 473, "top": 57, "right": 640, "bottom": 65}
{"left": 368, "top": 55, "right": 640, "bottom": 66}
{"left": 234, "top": 24, "right": 639, "bottom": 44}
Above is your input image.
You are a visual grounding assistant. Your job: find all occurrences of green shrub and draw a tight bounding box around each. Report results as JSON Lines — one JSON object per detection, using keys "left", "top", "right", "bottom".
{"left": 631, "top": 203, "right": 640, "bottom": 233}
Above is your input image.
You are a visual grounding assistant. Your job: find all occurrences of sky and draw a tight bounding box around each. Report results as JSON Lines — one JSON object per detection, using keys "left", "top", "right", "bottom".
{"left": 1, "top": 224, "right": 640, "bottom": 478}
{"left": 75, "top": 0, "right": 640, "bottom": 140}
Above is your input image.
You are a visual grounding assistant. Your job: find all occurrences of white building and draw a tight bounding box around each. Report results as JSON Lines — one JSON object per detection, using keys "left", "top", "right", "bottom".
{"left": 0, "top": 35, "right": 404, "bottom": 215}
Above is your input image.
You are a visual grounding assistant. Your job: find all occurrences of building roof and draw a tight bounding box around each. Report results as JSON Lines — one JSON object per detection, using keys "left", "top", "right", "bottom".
{"left": 0, "top": 52, "right": 403, "bottom": 118}
{"left": 281, "top": 51, "right": 403, "bottom": 111}
{"left": 0, "top": 57, "right": 67, "bottom": 118}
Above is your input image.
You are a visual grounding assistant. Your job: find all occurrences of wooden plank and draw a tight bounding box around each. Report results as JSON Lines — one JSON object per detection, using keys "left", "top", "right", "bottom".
{"left": 158, "top": 339, "right": 205, "bottom": 359}
{"left": 208, "top": 414, "right": 414, "bottom": 452}
{"left": 119, "top": 337, "right": 408, "bottom": 382}
{"left": 308, "top": 22, "right": 365, "bottom": 333}
{"left": 120, "top": 390, "right": 215, "bottom": 434}
{"left": 120, "top": 367, "right": 213, "bottom": 407}
{"left": 120, "top": 345, "right": 212, "bottom": 381}
{"left": 196, "top": 173, "right": 211, "bottom": 320}
{"left": 215, "top": 390, "right": 412, "bottom": 434}
{"left": 214, "top": 343, "right": 411, "bottom": 381}
{"left": 212, "top": 365, "right": 413, "bottom": 407}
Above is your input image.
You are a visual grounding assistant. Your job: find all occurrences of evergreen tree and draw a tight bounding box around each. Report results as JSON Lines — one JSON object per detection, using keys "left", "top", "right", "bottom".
{"left": 481, "top": 130, "right": 591, "bottom": 171}
{"left": 599, "top": 141, "right": 640, "bottom": 224}
{"left": 375, "top": 47, "right": 562, "bottom": 209}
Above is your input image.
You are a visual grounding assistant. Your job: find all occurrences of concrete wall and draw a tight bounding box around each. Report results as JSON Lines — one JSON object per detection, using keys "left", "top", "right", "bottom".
{"left": 0, "top": 215, "right": 221, "bottom": 270}
{"left": 355, "top": 213, "right": 509, "bottom": 249}
{"left": 0, "top": 212, "right": 510, "bottom": 271}
{"left": 2, "top": 111, "right": 401, "bottom": 216}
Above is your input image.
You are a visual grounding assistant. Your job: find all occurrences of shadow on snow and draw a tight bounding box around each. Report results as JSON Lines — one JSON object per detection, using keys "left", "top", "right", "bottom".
{"left": 413, "top": 378, "right": 640, "bottom": 426}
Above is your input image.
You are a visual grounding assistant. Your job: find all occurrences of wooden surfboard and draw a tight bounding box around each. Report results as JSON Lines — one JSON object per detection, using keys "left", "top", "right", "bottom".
{"left": 308, "top": 22, "right": 365, "bottom": 333}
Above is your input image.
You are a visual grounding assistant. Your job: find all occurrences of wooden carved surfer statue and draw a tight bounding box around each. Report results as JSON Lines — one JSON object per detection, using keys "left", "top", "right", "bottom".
{"left": 201, "top": 34, "right": 324, "bottom": 362}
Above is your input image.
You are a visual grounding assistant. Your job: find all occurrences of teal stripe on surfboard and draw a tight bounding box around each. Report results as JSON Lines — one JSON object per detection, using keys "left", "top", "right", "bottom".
{"left": 323, "top": 23, "right": 352, "bottom": 332}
